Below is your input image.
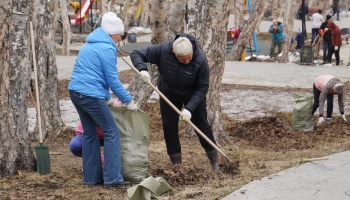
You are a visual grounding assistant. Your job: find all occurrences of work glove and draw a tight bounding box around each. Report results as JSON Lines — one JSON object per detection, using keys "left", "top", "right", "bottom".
{"left": 341, "top": 114, "right": 347, "bottom": 122}
{"left": 334, "top": 46, "right": 339, "bottom": 51}
{"left": 126, "top": 100, "right": 138, "bottom": 111}
{"left": 180, "top": 109, "right": 192, "bottom": 121}
{"left": 317, "top": 117, "right": 325, "bottom": 126}
{"left": 140, "top": 71, "right": 151, "bottom": 83}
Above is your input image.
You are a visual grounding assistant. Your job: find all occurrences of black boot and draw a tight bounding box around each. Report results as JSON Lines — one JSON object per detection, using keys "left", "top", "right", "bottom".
{"left": 169, "top": 153, "right": 182, "bottom": 164}
{"left": 206, "top": 150, "right": 220, "bottom": 173}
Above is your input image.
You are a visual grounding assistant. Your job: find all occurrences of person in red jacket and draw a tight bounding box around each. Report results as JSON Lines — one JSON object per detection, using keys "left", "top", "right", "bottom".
{"left": 327, "top": 21, "right": 342, "bottom": 65}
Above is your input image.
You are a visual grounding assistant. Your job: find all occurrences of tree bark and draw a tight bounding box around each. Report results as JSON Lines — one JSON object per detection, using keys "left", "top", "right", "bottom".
{"left": 167, "top": 0, "right": 187, "bottom": 39}
{"left": 272, "top": 0, "right": 278, "bottom": 17}
{"left": 127, "top": 0, "right": 168, "bottom": 108}
{"left": 308, "top": 0, "right": 314, "bottom": 8}
{"left": 281, "top": 0, "right": 295, "bottom": 63}
{"left": 60, "top": 0, "right": 71, "bottom": 55}
{"left": 227, "top": 0, "right": 267, "bottom": 61}
{"left": 323, "top": 0, "right": 333, "bottom": 15}
{"left": 123, "top": 0, "right": 141, "bottom": 31}
{"left": 187, "top": 0, "right": 231, "bottom": 140}
{"left": 32, "top": 0, "right": 64, "bottom": 141}
{"left": 235, "top": 0, "right": 246, "bottom": 28}
{"left": 0, "top": 0, "right": 36, "bottom": 178}
{"left": 149, "top": 0, "right": 168, "bottom": 44}
{"left": 51, "top": 0, "right": 59, "bottom": 41}
{"left": 140, "top": 0, "right": 150, "bottom": 27}
{"left": 101, "top": 0, "right": 107, "bottom": 14}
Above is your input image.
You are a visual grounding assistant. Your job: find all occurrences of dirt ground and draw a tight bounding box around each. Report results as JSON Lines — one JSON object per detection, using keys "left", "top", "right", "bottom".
{"left": 3, "top": 70, "right": 350, "bottom": 200}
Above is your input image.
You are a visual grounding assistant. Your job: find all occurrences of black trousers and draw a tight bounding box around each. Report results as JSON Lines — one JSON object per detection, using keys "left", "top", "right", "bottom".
{"left": 328, "top": 45, "right": 340, "bottom": 65}
{"left": 159, "top": 97, "right": 216, "bottom": 155}
{"left": 312, "top": 84, "right": 334, "bottom": 118}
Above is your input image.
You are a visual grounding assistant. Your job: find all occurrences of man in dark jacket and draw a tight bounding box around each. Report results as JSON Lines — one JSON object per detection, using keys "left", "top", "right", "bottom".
{"left": 130, "top": 33, "right": 219, "bottom": 172}
{"left": 319, "top": 15, "right": 333, "bottom": 62}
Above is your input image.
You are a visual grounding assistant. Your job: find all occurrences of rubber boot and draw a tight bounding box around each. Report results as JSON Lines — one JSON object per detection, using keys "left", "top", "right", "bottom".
{"left": 206, "top": 150, "right": 220, "bottom": 173}
{"left": 169, "top": 153, "right": 182, "bottom": 164}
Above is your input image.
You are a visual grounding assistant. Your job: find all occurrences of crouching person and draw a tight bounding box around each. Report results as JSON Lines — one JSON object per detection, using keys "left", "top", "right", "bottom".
{"left": 312, "top": 75, "right": 346, "bottom": 125}
{"left": 70, "top": 99, "right": 122, "bottom": 165}
{"left": 130, "top": 33, "right": 220, "bottom": 173}
{"left": 70, "top": 121, "right": 105, "bottom": 165}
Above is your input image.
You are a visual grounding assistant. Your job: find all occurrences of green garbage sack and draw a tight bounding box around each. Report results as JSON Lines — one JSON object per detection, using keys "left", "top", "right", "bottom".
{"left": 127, "top": 176, "right": 174, "bottom": 200}
{"left": 110, "top": 107, "right": 150, "bottom": 183}
{"left": 292, "top": 93, "right": 314, "bottom": 131}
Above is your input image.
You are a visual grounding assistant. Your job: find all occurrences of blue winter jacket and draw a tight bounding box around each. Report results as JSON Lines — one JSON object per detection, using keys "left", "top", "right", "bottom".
{"left": 68, "top": 28, "right": 132, "bottom": 103}
{"left": 269, "top": 23, "right": 284, "bottom": 44}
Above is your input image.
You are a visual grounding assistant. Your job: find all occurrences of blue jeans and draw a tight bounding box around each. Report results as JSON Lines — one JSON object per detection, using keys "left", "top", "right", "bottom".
{"left": 311, "top": 28, "right": 319, "bottom": 45}
{"left": 70, "top": 134, "right": 104, "bottom": 157}
{"left": 69, "top": 90, "right": 124, "bottom": 185}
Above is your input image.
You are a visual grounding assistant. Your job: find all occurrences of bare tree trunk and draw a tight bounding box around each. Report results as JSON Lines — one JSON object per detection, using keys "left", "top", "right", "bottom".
{"left": 187, "top": 0, "right": 231, "bottom": 140}
{"left": 60, "top": 0, "right": 71, "bottom": 55}
{"left": 32, "top": 0, "right": 64, "bottom": 141}
{"left": 127, "top": 0, "right": 168, "bottom": 107}
{"left": 308, "top": 0, "right": 314, "bottom": 8}
{"left": 168, "top": 0, "right": 187, "bottom": 39}
{"left": 124, "top": 0, "right": 141, "bottom": 31}
{"left": 51, "top": 0, "right": 59, "bottom": 41}
{"left": 235, "top": 0, "right": 246, "bottom": 28}
{"left": 149, "top": 0, "right": 168, "bottom": 44}
{"left": 281, "top": 0, "right": 295, "bottom": 63}
{"left": 140, "top": 0, "right": 150, "bottom": 27}
{"left": 227, "top": 0, "right": 267, "bottom": 61}
{"left": 277, "top": 0, "right": 283, "bottom": 18}
{"left": 256, "top": 2, "right": 269, "bottom": 34}
{"left": 324, "top": 0, "right": 333, "bottom": 15}
{"left": 0, "top": 0, "right": 36, "bottom": 178}
{"left": 272, "top": 0, "right": 278, "bottom": 17}
{"left": 101, "top": 0, "right": 107, "bottom": 14}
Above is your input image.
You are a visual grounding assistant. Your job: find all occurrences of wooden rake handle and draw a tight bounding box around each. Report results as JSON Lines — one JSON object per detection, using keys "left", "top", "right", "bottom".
{"left": 121, "top": 57, "right": 231, "bottom": 162}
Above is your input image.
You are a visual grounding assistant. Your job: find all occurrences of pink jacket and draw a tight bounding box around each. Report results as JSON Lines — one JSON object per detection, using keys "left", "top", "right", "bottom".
{"left": 75, "top": 121, "right": 104, "bottom": 139}
{"left": 314, "top": 75, "right": 334, "bottom": 91}
{"left": 75, "top": 99, "right": 122, "bottom": 139}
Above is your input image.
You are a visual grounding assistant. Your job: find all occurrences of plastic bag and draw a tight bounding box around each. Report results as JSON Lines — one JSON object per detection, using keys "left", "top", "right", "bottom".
{"left": 110, "top": 107, "right": 150, "bottom": 183}
{"left": 292, "top": 93, "right": 314, "bottom": 131}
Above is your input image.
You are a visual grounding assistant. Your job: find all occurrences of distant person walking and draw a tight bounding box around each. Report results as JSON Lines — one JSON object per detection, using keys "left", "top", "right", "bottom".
{"left": 327, "top": 21, "right": 342, "bottom": 65}
{"left": 319, "top": 15, "right": 333, "bottom": 62}
{"left": 311, "top": 9, "right": 324, "bottom": 45}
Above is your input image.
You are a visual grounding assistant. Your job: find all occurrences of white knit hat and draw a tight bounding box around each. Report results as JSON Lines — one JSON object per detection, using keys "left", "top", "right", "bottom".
{"left": 101, "top": 12, "right": 124, "bottom": 35}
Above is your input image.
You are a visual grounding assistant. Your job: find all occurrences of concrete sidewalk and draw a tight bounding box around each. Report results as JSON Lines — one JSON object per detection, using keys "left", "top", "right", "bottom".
{"left": 56, "top": 56, "right": 133, "bottom": 79}
{"left": 223, "top": 151, "right": 350, "bottom": 200}
{"left": 57, "top": 56, "right": 350, "bottom": 88}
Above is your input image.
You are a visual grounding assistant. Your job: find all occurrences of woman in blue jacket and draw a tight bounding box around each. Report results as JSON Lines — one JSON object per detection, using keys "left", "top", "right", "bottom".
{"left": 269, "top": 19, "right": 284, "bottom": 57}
{"left": 68, "top": 12, "right": 137, "bottom": 187}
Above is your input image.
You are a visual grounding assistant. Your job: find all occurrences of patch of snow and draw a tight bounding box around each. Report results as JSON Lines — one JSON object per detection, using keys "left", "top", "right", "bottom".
{"left": 127, "top": 27, "right": 152, "bottom": 34}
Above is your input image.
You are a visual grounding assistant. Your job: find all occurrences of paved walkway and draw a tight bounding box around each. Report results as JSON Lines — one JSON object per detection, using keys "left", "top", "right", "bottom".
{"left": 223, "top": 151, "right": 350, "bottom": 200}
{"left": 57, "top": 56, "right": 350, "bottom": 88}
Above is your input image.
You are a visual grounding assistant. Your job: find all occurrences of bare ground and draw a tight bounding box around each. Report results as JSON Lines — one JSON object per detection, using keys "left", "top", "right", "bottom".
{"left": 5, "top": 70, "right": 350, "bottom": 200}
